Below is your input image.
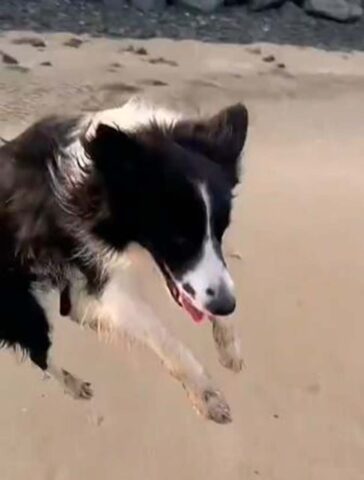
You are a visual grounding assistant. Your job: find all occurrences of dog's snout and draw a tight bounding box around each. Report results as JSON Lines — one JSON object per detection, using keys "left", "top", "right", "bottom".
{"left": 206, "top": 284, "right": 236, "bottom": 316}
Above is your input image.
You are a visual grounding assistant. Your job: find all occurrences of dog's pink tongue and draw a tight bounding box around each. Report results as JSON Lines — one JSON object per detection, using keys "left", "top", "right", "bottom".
{"left": 181, "top": 294, "right": 205, "bottom": 323}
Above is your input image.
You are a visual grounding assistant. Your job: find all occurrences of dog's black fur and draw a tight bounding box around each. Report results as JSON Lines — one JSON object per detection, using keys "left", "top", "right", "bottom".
{"left": 0, "top": 101, "right": 248, "bottom": 400}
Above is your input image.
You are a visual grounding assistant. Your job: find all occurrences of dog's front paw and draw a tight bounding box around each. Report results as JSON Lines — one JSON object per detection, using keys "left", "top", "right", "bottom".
{"left": 74, "top": 380, "right": 93, "bottom": 400}
{"left": 218, "top": 350, "right": 244, "bottom": 373}
{"left": 188, "top": 386, "right": 232, "bottom": 424}
{"left": 203, "top": 388, "right": 232, "bottom": 424}
{"left": 212, "top": 321, "right": 244, "bottom": 373}
{"left": 62, "top": 370, "right": 94, "bottom": 400}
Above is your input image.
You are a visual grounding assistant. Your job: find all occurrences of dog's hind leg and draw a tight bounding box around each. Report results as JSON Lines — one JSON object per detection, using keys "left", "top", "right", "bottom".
{"left": 0, "top": 276, "right": 92, "bottom": 400}
{"left": 44, "top": 362, "right": 93, "bottom": 399}
{"left": 29, "top": 350, "right": 92, "bottom": 400}
{"left": 33, "top": 287, "right": 93, "bottom": 400}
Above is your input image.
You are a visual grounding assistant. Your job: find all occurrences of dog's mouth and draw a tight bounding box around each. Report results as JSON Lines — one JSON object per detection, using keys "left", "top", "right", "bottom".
{"left": 159, "top": 262, "right": 212, "bottom": 324}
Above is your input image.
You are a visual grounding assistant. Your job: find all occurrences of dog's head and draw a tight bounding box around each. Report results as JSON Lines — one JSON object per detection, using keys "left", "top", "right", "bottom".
{"left": 85, "top": 102, "right": 248, "bottom": 322}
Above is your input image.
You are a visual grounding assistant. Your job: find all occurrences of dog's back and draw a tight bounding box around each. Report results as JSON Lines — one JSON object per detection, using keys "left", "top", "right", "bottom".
{"left": 0, "top": 115, "right": 87, "bottom": 272}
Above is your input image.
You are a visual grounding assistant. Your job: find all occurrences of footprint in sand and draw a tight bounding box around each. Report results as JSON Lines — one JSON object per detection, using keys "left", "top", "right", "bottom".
{"left": 63, "top": 37, "right": 84, "bottom": 48}
{"left": 1, "top": 52, "right": 30, "bottom": 73}
{"left": 247, "top": 47, "right": 287, "bottom": 72}
{"left": 1, "top": 51, "right": 19, "bottom": 65}
{"left": 147, "top": 57, "right": 178, "bottom": 67}
{"left": 107, "top": 62, "right": 124, "bottom": 72}
{"left": 140, "top": 79, "right": 168, "bottom": 87}
{"left": 122, "top": 45, "right": 148, "bottom": 56}
{"left": 306, "top": 383, "right": 321, "bottom": 395}
{"left": 189, "top": 78, "right": 221, "bottom": 89}
{"left": 262, "top": 54, "right": 276, "bottom": 63}
{"left": 246, "top": 46, "right": 262, "bottom": 55}
{"left": 6, "top": 65, "right": 30, "bottom": 73}
{"left": 12, "top": 36, "right": 46, "bottom": 48}
{"left": 101, "top": 82, "right": 142, "bottom": 94}
{"left": 110, "top": 62, "right": 123, "bottom": 68}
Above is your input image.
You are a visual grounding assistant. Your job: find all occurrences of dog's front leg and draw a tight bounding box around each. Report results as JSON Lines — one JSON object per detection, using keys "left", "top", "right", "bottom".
{"left": 212, "top": 317, "right": 244, "bottom": 373}
{"left": 124, "top": 304, "right": 232, "bottom": 424}
{"left": 70, "top": 277, "right": 232, "bottom": 424}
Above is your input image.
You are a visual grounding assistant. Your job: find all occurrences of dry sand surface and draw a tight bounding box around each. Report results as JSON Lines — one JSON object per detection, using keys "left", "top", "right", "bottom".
{"left": 0, "top": 31, "right": 364, "bottom": 480}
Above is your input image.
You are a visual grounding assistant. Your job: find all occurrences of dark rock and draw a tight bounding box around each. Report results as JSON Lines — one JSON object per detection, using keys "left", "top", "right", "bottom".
{"left": 130, "top": 0, "right": 166, "bottom": 12}
{"left": 304, "top": 0, "right": 363, "bottom": 22}
{"left": 40, "top": 61, "right": 52, "bottom": 66}
{"left": 177, "top": 0, "right": 224, "bottom": 13}
{"left": 1, "top": 52, "right": 19, "bottom": 65}
{"left": 249, "top": 0, "right": 286, "bottom": 12}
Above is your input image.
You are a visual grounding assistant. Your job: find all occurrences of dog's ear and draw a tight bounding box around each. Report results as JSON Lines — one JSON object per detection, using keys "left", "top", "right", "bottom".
{"left": 173, "top": 103, "right": 248, "bottom": 187}
{"left": 84, "top": 123, "right": 143, "bottom": 178}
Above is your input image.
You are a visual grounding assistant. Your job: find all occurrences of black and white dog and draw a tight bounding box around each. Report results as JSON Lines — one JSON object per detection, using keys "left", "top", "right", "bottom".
{"left": 0, "top": 98, "right": 248, "bottom": 424}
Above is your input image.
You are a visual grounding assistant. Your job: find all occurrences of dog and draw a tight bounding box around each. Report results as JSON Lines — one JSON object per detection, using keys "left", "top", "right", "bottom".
{"left": 0, "top": 97, "right": 248, "bottom": 424}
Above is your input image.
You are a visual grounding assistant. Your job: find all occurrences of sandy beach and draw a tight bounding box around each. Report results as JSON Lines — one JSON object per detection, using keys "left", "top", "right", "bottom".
{"left": 0, "top": 32, "right": 363, "bottom": 480}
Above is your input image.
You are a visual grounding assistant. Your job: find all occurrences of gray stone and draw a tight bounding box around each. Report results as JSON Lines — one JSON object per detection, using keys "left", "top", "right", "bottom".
{"left": 177, "top": 0, "right": 223, "bottom": 13}
{"left": 304, "top": 0, "right": 363, "bottom": 22}
{"left": 130, "top": 0, "right": 166, "bottom": 12}
{"left": 249, "top": 0, "right": 286, "bottom": 12}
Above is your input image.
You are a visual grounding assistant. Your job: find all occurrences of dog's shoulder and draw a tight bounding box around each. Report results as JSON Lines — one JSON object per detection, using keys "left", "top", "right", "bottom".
{"left": 2, "top": 114, "right": 87, "bottom": 167}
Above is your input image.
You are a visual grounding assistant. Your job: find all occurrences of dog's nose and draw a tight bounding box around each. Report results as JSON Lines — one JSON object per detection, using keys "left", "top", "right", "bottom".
{"left": 206, "top": 284, "right": 236, "bottom": 316}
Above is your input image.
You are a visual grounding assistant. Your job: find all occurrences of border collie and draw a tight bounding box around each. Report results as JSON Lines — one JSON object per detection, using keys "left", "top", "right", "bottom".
{"left": 0, "top": 98, "right": 248, "bottom": 424}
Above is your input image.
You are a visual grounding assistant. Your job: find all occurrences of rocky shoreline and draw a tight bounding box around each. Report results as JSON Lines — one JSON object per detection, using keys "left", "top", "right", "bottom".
{"left": 0, "top": 1, "right": 364, "bottom": 51}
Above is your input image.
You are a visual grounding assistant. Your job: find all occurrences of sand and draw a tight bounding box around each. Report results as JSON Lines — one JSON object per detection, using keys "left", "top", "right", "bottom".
{"left": 0, "top": 31, "right": 363, "bottom": 480}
